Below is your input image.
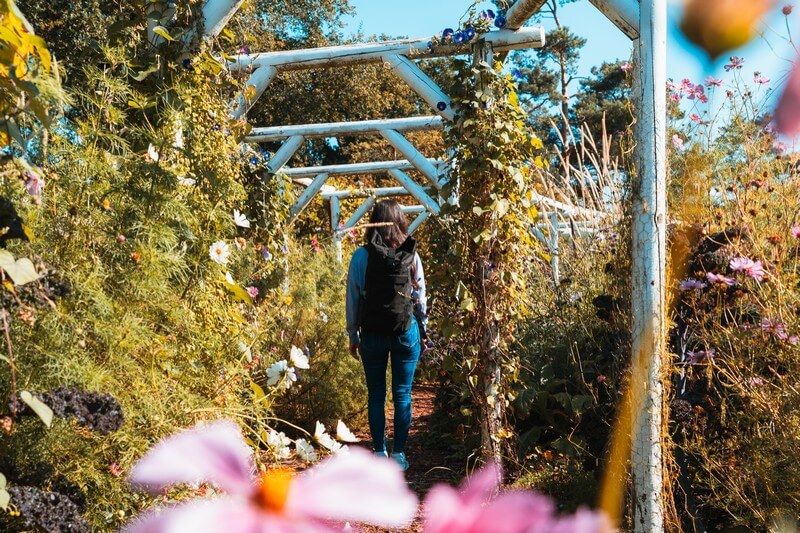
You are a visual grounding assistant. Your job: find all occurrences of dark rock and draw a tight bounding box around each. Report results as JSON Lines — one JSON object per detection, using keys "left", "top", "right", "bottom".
{"left": 3, "top": 486, "right": 88, "bottom": 532}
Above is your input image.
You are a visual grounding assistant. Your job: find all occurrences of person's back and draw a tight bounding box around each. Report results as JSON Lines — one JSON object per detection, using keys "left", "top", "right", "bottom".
{"left": 345, "top": 200, "right": 426, "bottom": 472}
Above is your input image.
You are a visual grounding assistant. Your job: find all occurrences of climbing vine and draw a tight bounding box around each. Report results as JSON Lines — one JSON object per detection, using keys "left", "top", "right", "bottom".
{"left": 431, "top": 31, "right": 544, "bottom": 461}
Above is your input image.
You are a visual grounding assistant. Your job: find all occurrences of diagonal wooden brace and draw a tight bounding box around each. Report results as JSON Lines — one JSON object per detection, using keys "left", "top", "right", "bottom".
{"left": 230, "top": 66, "right": 278, "bottom": 119}
{"left": 384, "top": 54, "right": 456, "bottom": 121}
{"left": 267, "top": 135, "right": 304, "bottom": 174}
{"left": 381, "top": 129, "right": 443, "bottom": 188}
{"left": 387, "top": 169, "right": 441, "bottom": 215}
{"left": 288, "top": 173, "right": 329, "bottom": 221}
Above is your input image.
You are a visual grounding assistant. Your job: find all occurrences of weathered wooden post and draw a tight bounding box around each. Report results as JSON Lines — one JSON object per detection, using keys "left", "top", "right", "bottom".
{"left": 631, "top": 0, "right": 667, "bottom": 530}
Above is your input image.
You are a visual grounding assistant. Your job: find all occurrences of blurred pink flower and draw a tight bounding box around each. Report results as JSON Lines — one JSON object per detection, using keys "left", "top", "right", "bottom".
{"left": 679, "top": 279, "right": 707, "bottom": 291}
{"left": 784, "top": 5, "right": 794, "bottom": 16}
{"left": 24, "top": 168, "right": 44, "bottom": 196}
{"left": 620, "top": 62, "right": 632, "bottom": 72}
{"left": 754, "top": 72, "right": 770, "bottom": 85}
{"left": 423, "top": 462, "right": 611, "bottom": 533}
{"left": 729, "top": 257, "right": 754, "bottom": 272}
{"left": 246, "top": 286, "right": 259, "bottom": 298}
{"left": 687, "top": 348, "right": 716, "bottom": 365}
{"left": 761, "top": 317, "right": 790, "bottom": 341}
{"left": 792, "top": 226, "right": 800, "bottom": 239}
{"left": 672, "top": 135, "right": 686, "bottom": 151}
{"left": 689, "top": 113, "right": 703, "bottom": 124}
{"left": 706, "top": 272, "right": 736, "bottom": 286}
{"left": 311, "top": 236, "right": 321, "bottom": 253}
{"left": 774, "top": 141, "right": 788, "bottom": 155}
{"left": 729, "top": 257, "right": 766, "bottom": 280}
{"left": 705, "top": 76, "right": 723, "bottom": 87}
{"left": 775, "top": 60, "right": 800, "bottom": 136}
{"left": 724, "top": 56, "right": 745, "bottom": 72}
{"left": 669, "top": 93, "right": 681, "bottom": 103}
{"left": 125, "top": 421, "right": 417, "bottom": 533}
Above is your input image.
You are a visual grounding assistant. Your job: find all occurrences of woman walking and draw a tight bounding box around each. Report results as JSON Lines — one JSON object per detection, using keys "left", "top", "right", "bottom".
{"left": 346, "top": 200, "right": 427, "bottom": 471}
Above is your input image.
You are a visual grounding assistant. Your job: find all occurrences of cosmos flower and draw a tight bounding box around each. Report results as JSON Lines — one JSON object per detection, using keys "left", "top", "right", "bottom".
{"left": 753, "top": 71, "right": 770, "bottom": 85}
{"left": 246, "top": 286, "right": 259, "bottom": 299}
{"left": 315, "top": 421, "right": 347, "bottom": 454}
{"left": 792, "top": 226, "right": 800, "bottom": 239}
{"left": 209, "top": 241, "right": 231, "bottom": 265}
{"left": 705, "top": 76, "right": 723, "bottom": 87}
{"left": 336, "top": 421, "right": 359, "bottom": 443}
{"left": 147, "top": 144, "right": 160, "bottom": 162}
{"left": 730, "top": 257, "right": 766, "bottom": 280}
{"left": 233, "top": 210, "right": 250, "bottom": 228}
{"left": 686, "top": 349, "right": 716, "bottom": 365}
{"left": 266, "top": 360, "right": 297, "bottom": 392}
{"left": 289, "top": 345, "right": 310, "bottom": 370}
{"left": 706, "top": 272, "right": 736, "bottom": 286}
{"left": 266, "top": 429, "right": 291, "bottom": 459}
{"left": 672, "top": 135, "right": 686, "bottom": 151}
{"left": 620, "top": 62, "right": 632, "bottom": 72}
{"left": 679, "top": 279, "right": 707, "bottom": 291}
{"left": 423, "top": 462, "right": 611, "bottom": 533}
{"left": 724, "top": 56, "right": 745, "bottom": 72}
{"left": 689, "top": 113, "right": 703, "bottom": 124}
{"left": 124, "top": 421, "right": 417, "bottom": 532}
{"left": 295, "top": 439, "right": 317, "bottom": 463}
{"left": 24, "top": 168, "right": 44, "bottom": 196}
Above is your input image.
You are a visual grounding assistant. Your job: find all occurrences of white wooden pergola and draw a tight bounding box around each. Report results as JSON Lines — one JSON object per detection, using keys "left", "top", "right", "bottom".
{"left": 199, "top": 0, "right": 667, "bottom": 530}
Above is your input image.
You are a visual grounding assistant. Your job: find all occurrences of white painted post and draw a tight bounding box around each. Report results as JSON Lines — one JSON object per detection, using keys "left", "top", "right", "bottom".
{"left": 201, "top": 0, "right": 246, "bottom": 38}
{"left": 387, "top": 169, "right": 441, "bottom": 215}
{"left": 381, "top": 130, "right": 443, "bottom": 188}
{"left": 383, "top": 55, "right": 456, "bottom": 121}
{"left": 282, "top": 159, "right": 441, "bottom": 178}
{"left": 547, "top": 212, "right": 560, "bottom": 287}
{"left": 266, "top": 135, "right": 304, "bottom": 174}
{"left": 407, "top": 210, "right": 430, "bottom": 235}
{"left": 230, "top": 66, "right": 278, "bottom": 119}
{"left": 631, "top": 0, "right": 667, "bottom": 531}
{"left": 246, "top": 116, "right": 444, "bottom": 143}
{"left": 588, "top": 0, "right": 640, "bottom": 39}
{"left": 343, "top": 197, "right": 377, "bottom": 230}
{"left": 288, "top": 173, "right": 329, "bottom": 221}
{"left": 330, "top": 196, "right": 342, "bottom": 261}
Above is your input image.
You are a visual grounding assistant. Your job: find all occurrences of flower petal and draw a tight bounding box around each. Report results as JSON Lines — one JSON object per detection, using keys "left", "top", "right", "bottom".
{"left": 423, "top": 484, "right": 480, "bottom": 533}
{"left": 286, "top": 447, "right": 418, "bottom": 528}
{"left": 130, "top": 420, "right": 253, "bottom": 495}
{"left": 776, "top": 60, "right": 800, "bottom": 136}
{"left": 461, "top": 462, "right": 502, "bottom": 505}
{"left": 470, "top": 492, "right": 554, "bottom": 532}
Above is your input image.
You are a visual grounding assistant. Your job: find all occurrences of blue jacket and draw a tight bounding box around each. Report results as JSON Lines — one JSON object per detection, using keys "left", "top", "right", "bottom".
{"left": 345, "top": 246, "right": 427, "bottom": 345}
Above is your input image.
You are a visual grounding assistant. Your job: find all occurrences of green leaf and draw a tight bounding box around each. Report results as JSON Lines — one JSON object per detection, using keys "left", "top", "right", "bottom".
{"left": 222, "top": 274, "right": 253, "bottom": 305}
{"left": 20, "top": 390, "right": 53, "bottom": 427}
{"left": 0, "top": 250, "right": 38, "bottom": 285}
{"left": 251, "top": 381, "right": 265, "bottom": 401}
{"left": 152, "top": 25, "right": 174, "bottom": 41}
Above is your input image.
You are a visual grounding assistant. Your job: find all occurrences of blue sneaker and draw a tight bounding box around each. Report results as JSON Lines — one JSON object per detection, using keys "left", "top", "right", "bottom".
{"left": 375, "top": 450, "right": 388, "bottom": 458}
{"left": 390, "top": 451, "right": 409, "bottom": 471}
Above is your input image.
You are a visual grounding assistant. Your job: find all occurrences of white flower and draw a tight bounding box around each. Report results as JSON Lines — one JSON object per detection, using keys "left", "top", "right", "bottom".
{"left": 177, "top": 175, "right": 196, "bottom": 186}
{"left": 225, "top": 271, "right": 236, "bottom": 285}
{"left": 266, "top": 429, "right": 291, "bottom": 459}
{"left": 295, "top": 438, "right": 317, "bottom": 462}
{"left": 336, "top": 420, "right": 359, "bottom": 443}
{"left": 173, "top": 128, "right": 184, "bottom": 149}
{"left": 266, "top": 360, "right": 297, "bottom": 391}
{"left": 314, "top": 421, "right": 347, "bottom": 453}
{"left": 147, "top": 144, "right": 160, "bottom": 162}
{"left": 319, "top": 311, "right": 329, "bottom": 324}
{"left": 290, "top": 345, "right": 310, "bottom": 370}
{"left": 209, "top": 241, "right": 231, "bottom": 265}
{"left": 233, "top": 209, "right": 250, "bottom": 228}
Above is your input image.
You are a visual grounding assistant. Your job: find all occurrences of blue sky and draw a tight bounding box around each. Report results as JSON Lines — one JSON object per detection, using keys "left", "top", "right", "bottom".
{"left": 343, "top": 0, "right": 800, "bottom": 104}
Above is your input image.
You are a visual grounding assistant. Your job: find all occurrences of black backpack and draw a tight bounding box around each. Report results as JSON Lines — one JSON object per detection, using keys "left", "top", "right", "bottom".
{"left": 358, "top": 232, "right": 416, "bottom": 335}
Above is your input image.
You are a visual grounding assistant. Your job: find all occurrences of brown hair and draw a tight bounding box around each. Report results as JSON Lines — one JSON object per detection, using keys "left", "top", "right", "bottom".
{"left": 365, "top": 200, "right": 409, "bottom": 248}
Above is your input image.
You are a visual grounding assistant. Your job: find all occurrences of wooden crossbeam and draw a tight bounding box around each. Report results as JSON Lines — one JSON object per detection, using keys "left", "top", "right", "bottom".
{"left": 246, "top": 116, "right": 443, "bottom": 143}
{"left": 282, "top": 159, "right": 442, "bottom": 178}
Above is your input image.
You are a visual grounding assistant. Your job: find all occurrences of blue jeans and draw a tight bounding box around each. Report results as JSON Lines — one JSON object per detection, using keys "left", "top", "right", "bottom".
{"left": 359, "top": 318, "right": 421, "bottom": 453}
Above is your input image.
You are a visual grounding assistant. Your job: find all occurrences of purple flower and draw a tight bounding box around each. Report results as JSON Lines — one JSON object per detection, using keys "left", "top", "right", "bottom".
{"left": 679, "top": 279, "right": 707, "bottom": 291}
{"left": 494, "top": 15, "right": 507, "bottom": 28}
{"left": 761, "top": 317, "right": 789, "bottom": 341}
{"left": 182, "top": 58, "right": 193, "bottom": 71}
{"left": 248, "top": 156, "right": 259, "bottom": 165}
{"left": 792, "top": 226, "right": 800, "bottom": 239}
{"left": 730, "top": 257, "right": 766, "bottom": 280}
{"left": 442, "top": 28, "right": 454, "bottom": 39}
{"left": 437, "top": 101, "right": 448, "bottom": 111}
{"left": 24, "top": 168, "right": 44, "bottom": 196}
{"left": 464, "top": 27, "right": 476, "bottom": 40}
{"left": 705, "top": 76, "right": 723, "bottom": 87}
{"left": 511, "top": 68, "right": 523, "bottom": 80}
{"left": 724, "top": 56, "right": 745, "bottom": 72}
{"left": 706, "top": 272, "right": 736, "bottom": 286}
{"left": 744, "top": 376, "right": 765, "bottom": 387}
{"left": 262, "top": 247, "right": 272, "bottom": 261}
{"left": 687, "top": 348, "right": 715, "bottom": 365}
{"left": 239, "top": 46, "right": 250, "bottom": 55}
{"left": 754, "top": 71, "right": 770, "bottom": 85}
{"left": 453, "top": 31, "right": 466, "bottom": 44}
{"left": 486, "top": 9, "right": 496, "bottom": 19}
{"left": 729, "top": 256, "right": 755, "bottom": 272}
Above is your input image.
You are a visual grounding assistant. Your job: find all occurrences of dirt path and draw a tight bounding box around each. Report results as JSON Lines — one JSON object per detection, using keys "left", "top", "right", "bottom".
{"left": 354, "top": 382, "right": 464, "bottom": 532}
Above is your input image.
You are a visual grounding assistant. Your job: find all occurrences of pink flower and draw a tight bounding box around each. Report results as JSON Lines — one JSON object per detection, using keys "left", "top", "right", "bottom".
{"left": 754, "top": 72, "right": 770, "bottom": 85}
{"left": 24, "top": 168, "right": 44, "bottom": 196}
{"left": 724, "top": 56, "right": 745, "bottom": 72}
{"left": 672, "top": 135, "right": 686, "bottom": 151}
{"left": 423, "top": 462, "right": 610, "bottom": 533}
{"left": 729, "top": 257, "right": 755, "bottom": 272}
{"left": 775, "top": 60, "right": 800, "bottom": 136}
{"left": 689, "top": 113, "right": 703, "bottom": 124}
{"left": 311, "top": 237, "right": 321, "bottom": 253}
{"left": 679, "top": 279, "right": 707, "bottom": 291}
{"left": 706, "top": 272, "right": 736, "bottom": 286}
{"left": 246, "top": 286, "right": 259, "bottom": 298}
{"left": 687, "top": 348, "right": 715, "bottom": 365}
{"left": 705, "top": 76, "right": 723, "bottom": 87}
{"left": 125, "top": 421, "right": 417, "bottom": 532}
{"left": 669, "top": 93, "right": 681, "bottom": 103}
{"left": 774, "top": 142, "right": 788, "bottom": 155}
{"left": 620, "top": 62, "right": 632, "bottom": 72}
{"left": 746, "top": 260, "right": 766, "bottom": 280}
{"left": 792, "top": 226, "right": 800, "bottom": 239}
{"left": 761, "top": 317, "right": 790, "bottom": 341}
